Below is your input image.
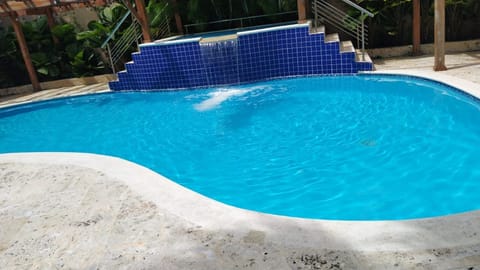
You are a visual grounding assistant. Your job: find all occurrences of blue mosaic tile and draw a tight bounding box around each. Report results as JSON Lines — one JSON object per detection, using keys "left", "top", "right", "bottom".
{"left": 110, "top": 23, "right": 374, "bottom": 91}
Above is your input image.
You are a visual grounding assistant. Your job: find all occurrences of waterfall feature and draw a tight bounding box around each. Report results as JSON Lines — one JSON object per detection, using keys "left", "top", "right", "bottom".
{"left": 200, "top": 38, "right": 240, "bottom": 86}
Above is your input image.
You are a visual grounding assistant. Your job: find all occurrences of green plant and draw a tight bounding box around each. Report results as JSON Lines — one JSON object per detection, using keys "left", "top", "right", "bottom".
{"left": 76, "top": 21, "right": 111, "bottom": 48}
{"left": 147, "top": 0, "right": 172, "bottom": 37}
{"left": 347, "top": 0, "right": 480, "bottom": 47}
{"left": 346, "top": 0, "right": 412, "bottom": 47}
{"left": 444, "top": 0, "right": 480, "bottom": 40}
{"left": 185, "top": 0, "right": 296, "bottom": 32}
{"left": 22, "top": 16, "right": 64, "bottom": 81}
{"left": 71, "top": 4, "right": 132, "bottom": 75}
{"left": 99, "top": 2, "right": 129, "bottom": 25}
{"left": 70, "top": 48, "right": 105, "bottom": 77}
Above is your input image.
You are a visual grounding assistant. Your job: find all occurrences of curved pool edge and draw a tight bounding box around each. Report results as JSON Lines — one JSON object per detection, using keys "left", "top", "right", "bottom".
{"left": 1, "top": 152, "right": 480, "bottom": 255}
{"left": 368, "top": 69, "right": 480, "bottom": 100}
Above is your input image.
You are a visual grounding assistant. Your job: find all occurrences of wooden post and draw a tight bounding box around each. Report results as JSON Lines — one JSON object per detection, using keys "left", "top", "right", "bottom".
{"left": 46, "top": 8, "right": 59, "bottom": 46}
{"left": 134, "top": 0, "right": 152, "bottom": 42}
{"left": 297, "top": 0, "right": 307, "bottom": 22}
{"left": 9, "top": 14, "right": 41, "bottom": 91}
{"left": 412, "top": 0, "right": 421, "bottom": 55}
{"left": 171, "top": 0, "right": 183, "bottom": 34}
{"left": 434, "top": 0, "right": 447, "bottom": 71}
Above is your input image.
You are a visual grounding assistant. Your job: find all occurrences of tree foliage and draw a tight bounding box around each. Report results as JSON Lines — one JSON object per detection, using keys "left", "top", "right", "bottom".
{"left": 184, "top": 0, "right": 297, "bottom": 32}
{"left": 0, "top": 0, "right": 171, "bottom": 88}
{"left": 350, "top": 0, "right": 480, "bottom": 47}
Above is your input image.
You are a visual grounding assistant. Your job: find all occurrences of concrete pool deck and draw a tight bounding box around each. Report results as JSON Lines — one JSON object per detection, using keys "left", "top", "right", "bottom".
{"left": 1, "top": 51, "right": 480, "bottom": 269}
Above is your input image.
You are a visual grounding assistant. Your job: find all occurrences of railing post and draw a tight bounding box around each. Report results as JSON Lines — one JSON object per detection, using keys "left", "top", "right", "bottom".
{"left": 107, "top": 43, "right": 116, "bottom": 74}
{"left": 361, "top": 13, "right": 365, "bottom": 61}
{"left": 314, "top": 0, "right": 318, "bottom": 29}
{"left": 166, "top": 15, "right": 171, "bottom": 34}
{"left": 356, "top": 24, "right": 360, "bottom": 48}
{"left": 311, "top": 0, "right": 373, "bottom": 61}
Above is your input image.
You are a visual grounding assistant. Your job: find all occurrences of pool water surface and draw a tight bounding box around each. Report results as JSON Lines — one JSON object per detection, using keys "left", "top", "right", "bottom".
{"left": 1, "top": 75, "right": 479, "bottom": 220}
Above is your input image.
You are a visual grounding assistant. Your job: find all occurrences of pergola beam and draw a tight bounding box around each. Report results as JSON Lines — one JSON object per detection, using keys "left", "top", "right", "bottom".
{"left": 9, "top": 14, "right": 41, "bottom": 91}
{"left": 0, "top": 0, "right": 111, "bottom": 91}
{"left": 134, "top": 0, "right": 151, "bottom": 42}
{"left": 45, "top": 7, "right": 59, "bottom": 45}
{"left": 412, "top": 0, "right": 421, "bottom": 55}
{"left": 122, "top": 0, "right": 151, "bottom": 42}
{"left": 297, "top": 0, "right": 307, "bottom": 22}
{"left": 0, "top": 0, "right": 107, "bottom": 17}
{"left": 170, "top": 0, "right": 183, "bottom": 34}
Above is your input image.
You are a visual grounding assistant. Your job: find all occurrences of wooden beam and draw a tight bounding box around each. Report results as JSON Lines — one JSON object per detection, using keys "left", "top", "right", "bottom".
{"left": 412, "top": 0, "right": 421, "bottom": 55}
{"left": 134, "top": 0, "right": 151, "bottom": 42}
{"left": 23, "top": 0, "right": 35, "bottom": 9}
{"left": 434, "top": 0, "right": 447, "bottom": 71}
{"left": 170, "top": 0, "right": 183, "bottom": 34}
{"left": 0, "top": 0, "right": 108, "bottom": 16}
{"left": 45, "top": 7, "right": 59, "bottom": 45}
{"left": 123, "top": 0, "right": 151, "bottom": 42}
{"left": 297, "top": 0, "right": 307, "bottom": 22}
{"left": 122, "top": 0, "right": 141, "bottom": 22}
{"left": 0, "top": 1, "right": 13, "bottom": 13}
{"left": 9, "top": 14, "right": 41, "bottom": 91}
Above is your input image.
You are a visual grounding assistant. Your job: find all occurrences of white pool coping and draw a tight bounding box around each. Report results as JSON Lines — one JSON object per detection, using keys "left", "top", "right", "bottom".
{"left": 1, "top": 71, "right": 480, "bottom": 267}
{"left": 140, "top": 22, "right": 310, "bottom": 47}
{"left": 237, "top": 22, "right": 310, "bottom": 36}
{"left": 369, "top": 69, "right": 480, "bottom": 100}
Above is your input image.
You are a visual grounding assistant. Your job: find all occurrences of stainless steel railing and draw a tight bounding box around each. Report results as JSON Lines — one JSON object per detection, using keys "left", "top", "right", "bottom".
{"left": 101, "top": 3, "right": 171, "bottom": 73}
{"left": 312, "top": 0, "right": 374, "bottom": 60}
{"left": 104, "top": 17, "right": 143, "bottom": 73}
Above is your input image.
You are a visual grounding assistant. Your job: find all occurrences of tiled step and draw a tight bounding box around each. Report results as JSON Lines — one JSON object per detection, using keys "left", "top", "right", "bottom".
{"left": 340, "top": 41, "right": 355, "bottom": 53}
{"left": 311, "top": 25, "right": 325, "bottom": 34}
{"left": 325, "top": 33, "right": 339, "bottom": 43}
{"left": 355, "top": 49, "right": 373, "bottom": 63}
{"left": 355, "top": 49, "right": 374, "bottom": 71}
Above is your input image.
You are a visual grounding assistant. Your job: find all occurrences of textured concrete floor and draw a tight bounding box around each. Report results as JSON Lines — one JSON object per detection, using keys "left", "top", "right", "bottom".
{"left": 374, "top": 51, "right": 480, "bottom": 85}
{"left": 2, "top": 153, "right": 480, "bottom": 270}
{"left": 0, "top": 82, "right": 109, "bottom": 108}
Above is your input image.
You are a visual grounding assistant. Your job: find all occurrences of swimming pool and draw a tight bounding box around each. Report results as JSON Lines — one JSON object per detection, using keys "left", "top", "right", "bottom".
{"left": 1, "top": 75, "right": 480, "bottom": 220}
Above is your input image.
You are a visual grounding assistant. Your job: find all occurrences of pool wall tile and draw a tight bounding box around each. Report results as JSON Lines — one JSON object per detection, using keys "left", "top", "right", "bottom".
{"left": 109, "top": 22, "right": 374, "bottom": 91}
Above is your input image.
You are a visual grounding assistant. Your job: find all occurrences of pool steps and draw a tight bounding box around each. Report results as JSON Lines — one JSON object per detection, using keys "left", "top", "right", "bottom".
{"left": 325, "top": 33, "right": 339, "bottom": 43}
{"left": 110, "top": 21, "right": 374, "bottom": 91}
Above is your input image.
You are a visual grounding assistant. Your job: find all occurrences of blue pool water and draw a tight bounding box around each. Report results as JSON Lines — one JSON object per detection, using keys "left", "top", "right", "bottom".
{"left": 1, "top": 75, "right": 480, "bottom": 220}
{"left": 178, "top": 21, "right": 297, "bottom": 39}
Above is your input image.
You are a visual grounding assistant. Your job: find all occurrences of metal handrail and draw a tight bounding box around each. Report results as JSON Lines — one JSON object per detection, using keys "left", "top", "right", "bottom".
{"left": 312, "top": 0, "right": 374, "bottom": 61}
{"left": 151, "top": 5, "right": 171, "bottom": 40}
{"left": 156, "top": 15, "right": 170, "bottom": 38}
{"left": 101, "top": 10, "right": 132, "bottom": 49}
{"left": 184, "top": 11, "right": 298, "bottom": 34}
{"left": 101, "top": 3, "right": 171, "bottom": 73}
{"left": 106, "top": 19, "right": 142, "bottom": 73}
{"left": 314, "top": 0, "right": 368, "bottom": 46}
{"left": 341, "top": 0, "right": 374, "bottom": 17}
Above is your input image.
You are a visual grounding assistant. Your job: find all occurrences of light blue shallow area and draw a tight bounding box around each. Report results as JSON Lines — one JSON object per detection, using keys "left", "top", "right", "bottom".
{"left": 1, "top": 75, "right": 480, "bottom": 220}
